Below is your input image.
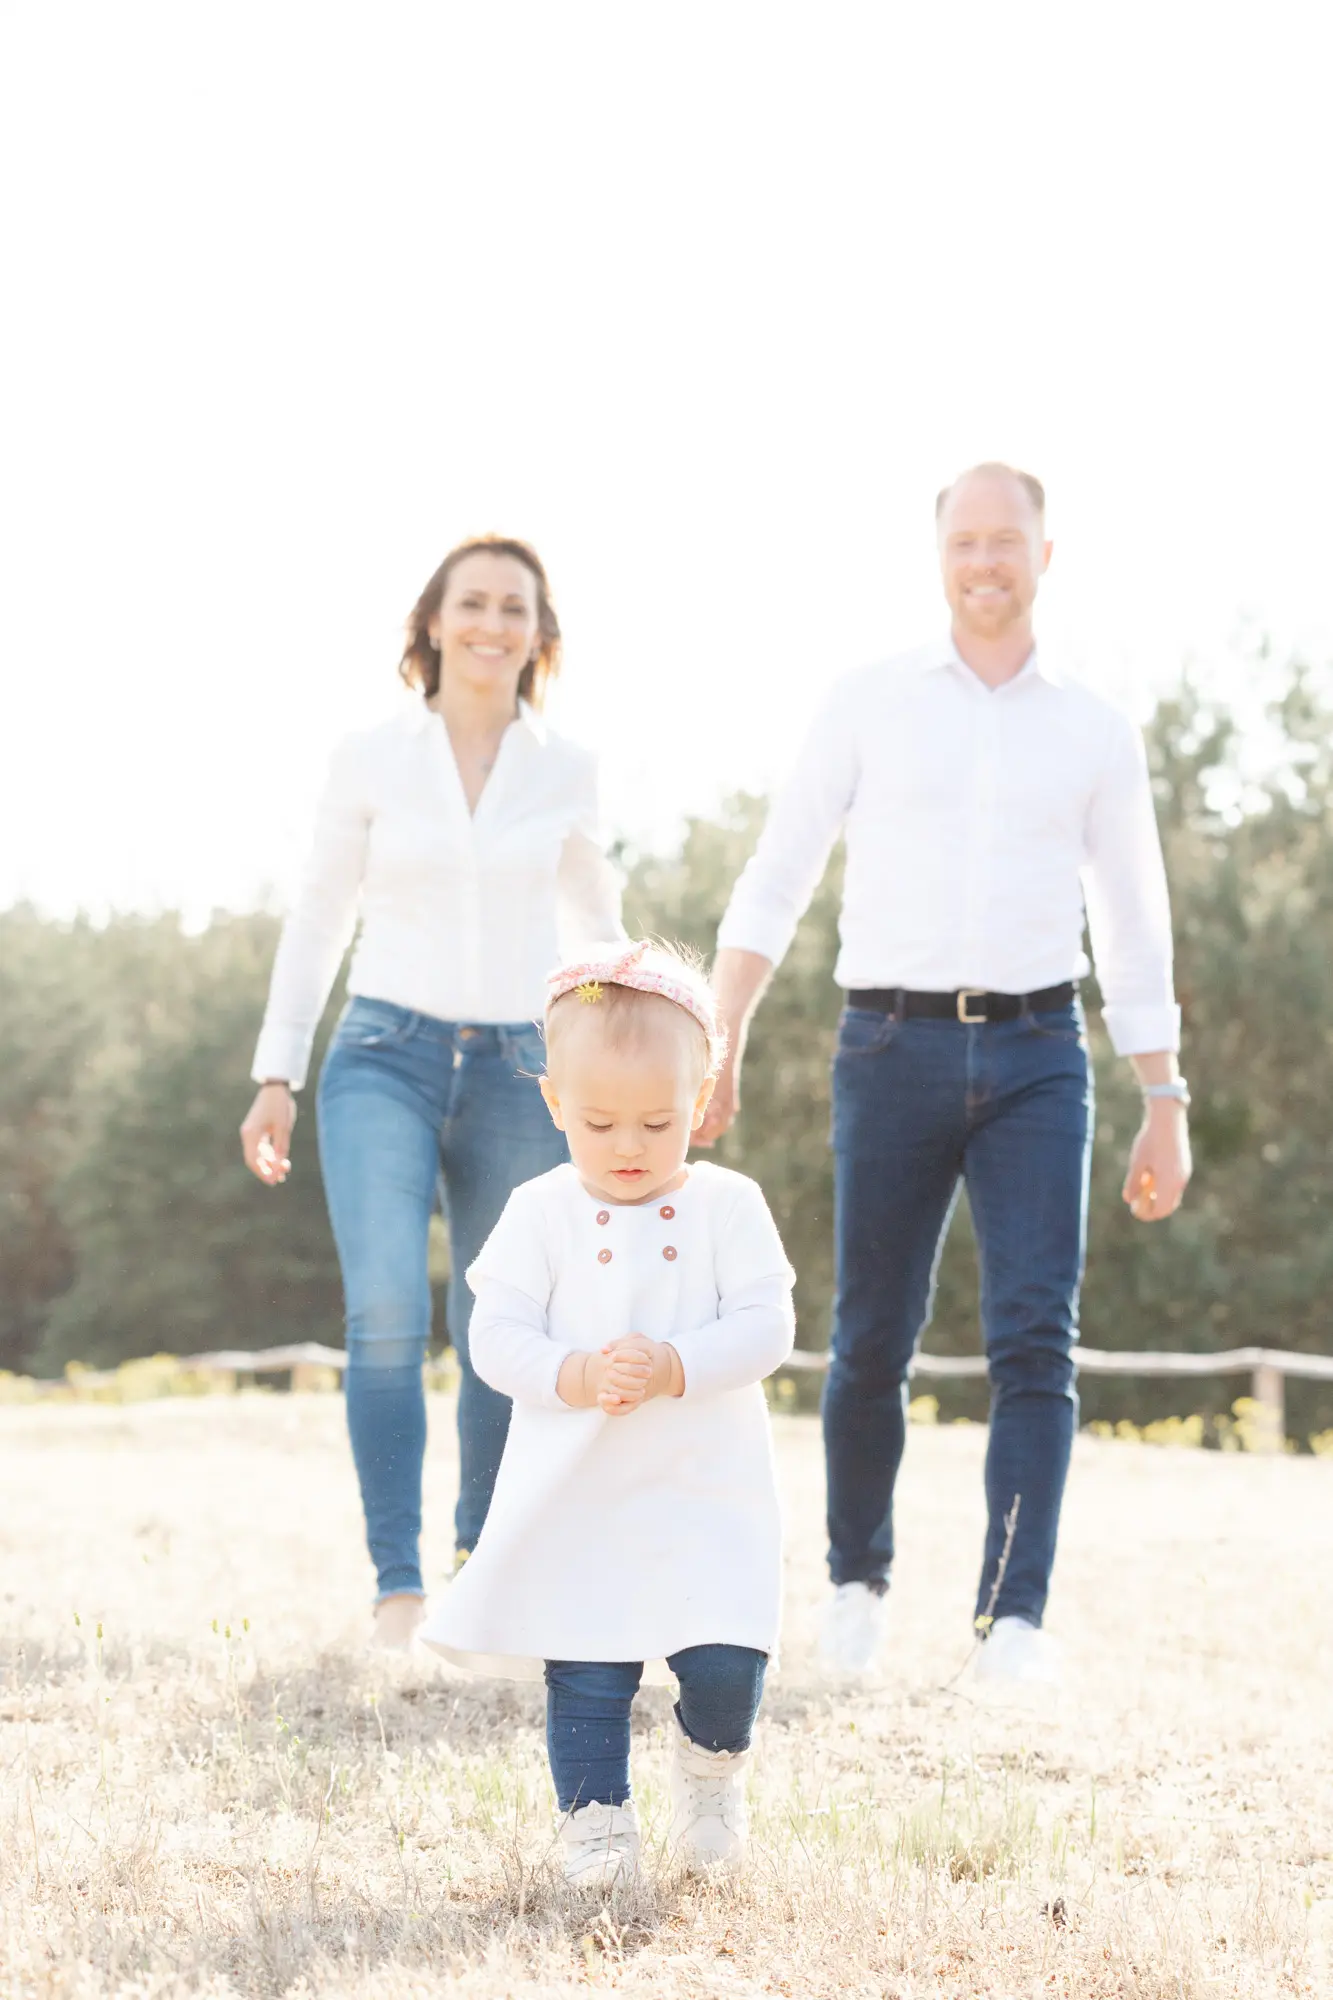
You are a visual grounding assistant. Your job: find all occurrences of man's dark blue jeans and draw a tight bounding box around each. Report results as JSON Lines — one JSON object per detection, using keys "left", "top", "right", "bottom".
{"left": 824, "top": 999, "right": 1093, "bottom": 1628}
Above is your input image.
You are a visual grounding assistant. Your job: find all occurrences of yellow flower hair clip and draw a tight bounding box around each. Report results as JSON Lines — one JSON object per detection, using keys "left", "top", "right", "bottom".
{"left": 574, "top": 979, "right": 604, "bottom": 1004}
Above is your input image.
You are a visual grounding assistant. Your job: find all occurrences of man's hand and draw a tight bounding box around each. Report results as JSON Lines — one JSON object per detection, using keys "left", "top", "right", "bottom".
{"left": 695, "top": 947, "right": 772, "bottom": 1149}
{"left": 1122, "top": 1101, "right": 1192, "bottom": 1221}
{"left": 695, "top": 1057, "right": 741, "bottom": 1148}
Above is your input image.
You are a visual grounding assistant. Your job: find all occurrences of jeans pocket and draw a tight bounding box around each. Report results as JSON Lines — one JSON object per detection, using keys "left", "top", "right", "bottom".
{"left": 337, "top": 1001, "right": 415, "bottom": 1051}
{"left": 507, "top": 1026, "right": 548, "bottom": 1078}
{"left": 833, "top": 1006, "right": 898, "bottom": 1060}
{"left": 1023, "top": 1006, "right": 1086, "bottom": 1047}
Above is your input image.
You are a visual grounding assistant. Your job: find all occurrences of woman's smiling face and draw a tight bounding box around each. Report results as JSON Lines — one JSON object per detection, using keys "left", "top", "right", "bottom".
{"left": 429, "top": 550, "right": 541, "bottom": 699}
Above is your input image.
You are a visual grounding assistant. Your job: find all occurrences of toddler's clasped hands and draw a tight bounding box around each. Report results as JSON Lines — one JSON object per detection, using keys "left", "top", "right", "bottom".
{"left": 595, "top": 1333, "right": 672, "bottom": 1415}
{"left": 560, "top": 1333, "right": 685, "bottom": 1414}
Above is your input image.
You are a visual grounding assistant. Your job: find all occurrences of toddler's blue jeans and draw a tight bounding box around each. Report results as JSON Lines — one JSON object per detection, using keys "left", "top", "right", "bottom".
{"left": 316, "top": 996, "right": 565, "bottom": 1597}
{"left": 545, "top": 1646, "right": 768, "bottom": 1811}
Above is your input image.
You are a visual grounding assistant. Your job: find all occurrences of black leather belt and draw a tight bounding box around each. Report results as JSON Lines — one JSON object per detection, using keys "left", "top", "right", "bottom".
{"left": 846, "top": 982, "right": 1077, "bottom": 1024}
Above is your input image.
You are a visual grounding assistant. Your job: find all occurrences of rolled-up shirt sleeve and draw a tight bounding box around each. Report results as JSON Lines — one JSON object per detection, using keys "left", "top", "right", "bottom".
{"left": 251, "top": 734, "right": 370, "bottom": 1089}
{"left": 1082, "top": 714, "right": 1181, "bottom": 1056}
{"left": 556, "top": 751, "right": 626, "bottom": 958}
{"left": 715, "top": 680, "right": 859, "bottom": 969}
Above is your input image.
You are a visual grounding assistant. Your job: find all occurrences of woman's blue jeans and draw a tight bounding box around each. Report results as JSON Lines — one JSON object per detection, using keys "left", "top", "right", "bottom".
{"left": 825, "top": 1001, "right": 1093, "bottom": 1629}
{"left": 544, "top": 1646, "right": 768, "bottom": 1812}
{"left": 316, "top": 997, "right": 566, "bottom": 1598}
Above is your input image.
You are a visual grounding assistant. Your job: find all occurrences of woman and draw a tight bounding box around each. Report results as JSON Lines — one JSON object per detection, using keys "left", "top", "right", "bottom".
{"left": 240, "top": 535, "right": 623, "bottom": 1649}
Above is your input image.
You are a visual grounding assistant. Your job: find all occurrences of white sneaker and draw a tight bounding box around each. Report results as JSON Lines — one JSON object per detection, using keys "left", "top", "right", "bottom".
{"left": 819, "top": 1582, "right": 888, "bottom": 1678}
{"left": 668, "top": 1717, "right": 750, "bottom": 1871}
{"left": 973, "top": 1615, "right": 1061, "bottom": 1688}
{"left": 558, "top": 1800, "right": 641, "bottom": 1888}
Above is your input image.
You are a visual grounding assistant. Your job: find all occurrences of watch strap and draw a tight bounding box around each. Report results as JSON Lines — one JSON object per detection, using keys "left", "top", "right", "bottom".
{"left": 1143, "top": 1079, "right": 1190, "bottom": 1106}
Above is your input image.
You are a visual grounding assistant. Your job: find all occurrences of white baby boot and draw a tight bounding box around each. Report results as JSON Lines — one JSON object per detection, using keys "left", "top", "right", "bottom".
{"left": 558, "top": 1799, "right": 641, "bottom": 1888}
{"left": 668, "top": 1716, "right": 750, "bottom": 1871}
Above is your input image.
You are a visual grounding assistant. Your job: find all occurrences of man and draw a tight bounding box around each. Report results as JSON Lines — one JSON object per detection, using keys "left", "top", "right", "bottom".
{"left": 702, "top": 464, "right": 1191, "bottom": 1685}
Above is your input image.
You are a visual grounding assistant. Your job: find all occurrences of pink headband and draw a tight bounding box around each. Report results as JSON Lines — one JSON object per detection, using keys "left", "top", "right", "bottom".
{"left": 546, "top": 941, "right": 724, "bottom": 1071}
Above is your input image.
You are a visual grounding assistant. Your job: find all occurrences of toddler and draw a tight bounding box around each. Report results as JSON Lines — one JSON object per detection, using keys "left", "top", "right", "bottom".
{"left": 420, "top": 940, "right": 795, "bottom": 1886}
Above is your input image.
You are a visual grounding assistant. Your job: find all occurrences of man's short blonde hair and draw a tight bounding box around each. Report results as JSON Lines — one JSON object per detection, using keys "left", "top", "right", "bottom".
{"left": 936, "top": 462, "right": 1046, "bottom": 525}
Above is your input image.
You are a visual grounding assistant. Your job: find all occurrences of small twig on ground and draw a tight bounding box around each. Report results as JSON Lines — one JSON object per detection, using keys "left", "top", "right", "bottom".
{"left": 940, "top": 1493, "right": 1021, "bottom": 1692}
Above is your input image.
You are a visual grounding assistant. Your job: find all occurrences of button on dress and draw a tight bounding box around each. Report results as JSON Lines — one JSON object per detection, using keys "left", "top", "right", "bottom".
{"left": 420, "top": 1161, "right": 796, "bottom": 1678}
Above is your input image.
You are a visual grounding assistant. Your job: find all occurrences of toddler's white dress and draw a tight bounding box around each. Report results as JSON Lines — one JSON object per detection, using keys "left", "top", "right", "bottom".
{"left": 419, "top": 1160, "right": 795, "bottom": 1678}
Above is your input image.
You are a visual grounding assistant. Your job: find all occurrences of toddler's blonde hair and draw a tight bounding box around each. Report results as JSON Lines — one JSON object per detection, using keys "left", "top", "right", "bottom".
{"left": 544, "top": 939, "right": 727, "bottom": 1081}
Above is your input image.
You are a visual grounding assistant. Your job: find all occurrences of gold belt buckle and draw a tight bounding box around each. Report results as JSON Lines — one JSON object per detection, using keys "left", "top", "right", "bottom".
{"left": 956, "top": 988, "right": 988, "bottom": 1024}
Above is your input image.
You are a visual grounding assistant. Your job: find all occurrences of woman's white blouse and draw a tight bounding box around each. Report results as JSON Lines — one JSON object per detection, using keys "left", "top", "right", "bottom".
{"left": 251, "top": 702, "right": 624, "bottom": 1088}
{"left": 419, "top": 1162, "right": 796, "bottom": 1677}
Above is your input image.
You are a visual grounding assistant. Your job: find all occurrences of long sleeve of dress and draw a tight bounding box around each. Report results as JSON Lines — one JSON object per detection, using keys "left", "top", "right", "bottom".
{"left": 669, "top": 1273, "right": 796, "bottom": 1398}
{"left": 468, "top": 1280, "right": 575, "bottom": 1410}
{"left": 669, "top": 1176, "right": 795, "bottom": 1398}
{"left": 473, "top": 1273, "right": 793, "bottom": 1408}
{"left": 251, "top": 734, "right": 369, "bottom": 1088}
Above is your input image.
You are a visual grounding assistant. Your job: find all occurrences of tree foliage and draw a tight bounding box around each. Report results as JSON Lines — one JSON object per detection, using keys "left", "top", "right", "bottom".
{"left": 13, "top": 912, "right": 344, "bottom": 1374}
{"left": 3, "top": 666, "right": 1332, "bottom": 1435}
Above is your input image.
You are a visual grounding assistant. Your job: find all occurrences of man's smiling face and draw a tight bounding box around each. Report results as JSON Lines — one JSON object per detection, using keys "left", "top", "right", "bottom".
{"left": 938, "top": 468, "right": 1051, "bottom": 642}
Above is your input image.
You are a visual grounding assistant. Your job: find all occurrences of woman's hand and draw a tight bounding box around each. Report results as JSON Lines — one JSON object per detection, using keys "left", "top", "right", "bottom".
{"left": 240, "top": 1083, "right": 296, "bottom": 1186}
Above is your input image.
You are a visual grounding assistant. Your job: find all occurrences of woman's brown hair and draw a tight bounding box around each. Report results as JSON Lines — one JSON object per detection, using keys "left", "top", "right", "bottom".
{"left": 398, "top": 534, "right": 563, "bottom": 711}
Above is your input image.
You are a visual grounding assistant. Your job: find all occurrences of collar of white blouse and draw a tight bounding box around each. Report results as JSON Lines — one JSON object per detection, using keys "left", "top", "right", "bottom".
{"left": 405, "top": 695, "right": 549, "bottom": 746}
{"left": 404, "top": 697, "right": 550, "bottom": 825}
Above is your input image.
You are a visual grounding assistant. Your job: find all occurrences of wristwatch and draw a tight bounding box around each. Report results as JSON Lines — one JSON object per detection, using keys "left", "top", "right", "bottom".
{"left": 1142, "top": 1079, "right": 1191, "bottom": 1108}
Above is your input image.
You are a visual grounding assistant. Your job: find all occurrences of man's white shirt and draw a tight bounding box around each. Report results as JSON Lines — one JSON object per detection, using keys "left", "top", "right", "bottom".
{"left": 716, "top": 640, "right": 1180, "bottom": 1056}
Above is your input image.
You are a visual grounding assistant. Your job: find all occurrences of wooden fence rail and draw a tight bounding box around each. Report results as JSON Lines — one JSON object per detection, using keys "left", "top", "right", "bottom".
{"left": 25, "top": 1340, "right": 1332, "bottom": 1448}
{"left": 778, "top": 1342, "right": 1333, "bottom": 1446}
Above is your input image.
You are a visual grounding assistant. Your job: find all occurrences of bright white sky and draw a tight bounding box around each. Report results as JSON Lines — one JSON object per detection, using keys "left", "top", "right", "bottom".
{"left": 2, "top": 5, "right": 1330, "bottom": 922}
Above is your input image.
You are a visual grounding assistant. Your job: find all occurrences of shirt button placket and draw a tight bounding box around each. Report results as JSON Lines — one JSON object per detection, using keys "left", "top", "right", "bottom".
{"left": 959, "top": 695, "right": 993, "bottom": 974}
{"left": 460, "top": 817, "right": 483, "bottom": 1022}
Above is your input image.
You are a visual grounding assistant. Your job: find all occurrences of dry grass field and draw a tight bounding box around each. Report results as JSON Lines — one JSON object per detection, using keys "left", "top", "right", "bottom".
{"left": 1, "top": 1395, "right": 1330, "bottom": 1999}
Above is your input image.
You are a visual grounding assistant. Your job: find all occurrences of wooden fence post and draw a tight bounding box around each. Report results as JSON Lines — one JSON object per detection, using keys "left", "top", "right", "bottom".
{"left": 1249, "top": 1361, "right": 1285, "bottom": 1453}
